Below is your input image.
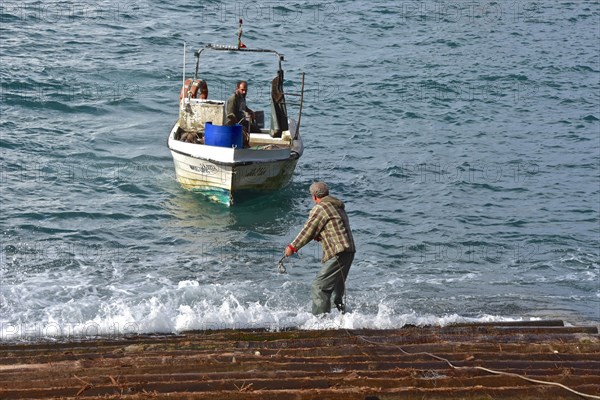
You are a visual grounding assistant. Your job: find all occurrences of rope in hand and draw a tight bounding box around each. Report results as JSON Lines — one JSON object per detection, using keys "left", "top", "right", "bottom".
{"left": 277, "top": 250, "right": 302, "bottom": 274}
{"left": 352, "top": 334, "right": 600, "bottom": 400}
{"left": 277, "top": 256, "right": 286, "bottom": 274}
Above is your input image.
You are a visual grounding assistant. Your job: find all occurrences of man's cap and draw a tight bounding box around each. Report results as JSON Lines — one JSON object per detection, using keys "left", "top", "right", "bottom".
{"left": 309, "top": 181, "right": 329, "bottom": 198}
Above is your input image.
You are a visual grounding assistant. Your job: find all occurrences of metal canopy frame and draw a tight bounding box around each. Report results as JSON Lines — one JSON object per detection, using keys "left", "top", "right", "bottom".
{"left": 193, "top": 44, "right": 284, "bottom": 80}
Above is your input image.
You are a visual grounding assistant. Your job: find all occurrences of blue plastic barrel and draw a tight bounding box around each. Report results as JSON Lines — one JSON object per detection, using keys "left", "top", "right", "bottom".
{"left": 204, "top": 123, "right": 243, "bottom": 148}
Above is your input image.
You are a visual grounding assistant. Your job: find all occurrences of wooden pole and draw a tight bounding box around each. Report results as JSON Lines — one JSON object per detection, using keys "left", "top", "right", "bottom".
{"left": 295, "top": 72, "right": 305, "bottom": 140}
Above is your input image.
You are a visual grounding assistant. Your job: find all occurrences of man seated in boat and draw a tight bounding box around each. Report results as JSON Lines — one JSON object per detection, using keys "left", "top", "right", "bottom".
{"left": 179, "top": 80, "right": 209, "bottom": 143}
{"left": 198, "top": 80, "right": 208, "bottom": 100}
{"left": 226, "top": 80, "right": 261, "bottom": 147}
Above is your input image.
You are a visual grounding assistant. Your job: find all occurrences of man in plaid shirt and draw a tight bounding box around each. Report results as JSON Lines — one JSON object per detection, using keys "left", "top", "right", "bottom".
{"left": 284, "top": 182, "right": 356, "bottom": 315}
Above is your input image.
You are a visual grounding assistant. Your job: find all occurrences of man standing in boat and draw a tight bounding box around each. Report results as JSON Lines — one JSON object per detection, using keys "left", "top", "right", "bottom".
{"left": 226, "top": 80, "right": 260, "bottom": 147}
{"left": 284, "top": 182, "right": 356, "bottom": 315}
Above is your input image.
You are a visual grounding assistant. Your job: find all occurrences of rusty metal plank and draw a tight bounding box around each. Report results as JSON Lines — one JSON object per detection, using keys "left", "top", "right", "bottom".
{"left": 0, "top": 321, "right": 598, "bottom": 400}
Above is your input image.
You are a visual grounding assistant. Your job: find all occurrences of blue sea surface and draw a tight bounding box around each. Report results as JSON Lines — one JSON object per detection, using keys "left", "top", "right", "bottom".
{"left": 0, "top": 0, "right": 598, "bottom": 340}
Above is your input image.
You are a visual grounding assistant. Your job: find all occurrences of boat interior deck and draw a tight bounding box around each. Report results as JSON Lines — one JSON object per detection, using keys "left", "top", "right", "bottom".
{"left": 175, "top": 126, "right": 292, "bottom": 149}
{"left": 175, "top": 98, "right": 295, "bottom": 149}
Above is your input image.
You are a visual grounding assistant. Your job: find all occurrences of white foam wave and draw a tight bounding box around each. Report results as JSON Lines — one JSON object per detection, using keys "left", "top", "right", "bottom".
{"left": 0, "top": 290, "right": 532, "bottom": 342}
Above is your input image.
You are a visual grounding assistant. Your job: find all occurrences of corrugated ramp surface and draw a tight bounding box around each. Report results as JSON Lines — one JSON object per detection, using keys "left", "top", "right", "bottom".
{"left": 0, "top": 320, "right": 598, "bottom": 399}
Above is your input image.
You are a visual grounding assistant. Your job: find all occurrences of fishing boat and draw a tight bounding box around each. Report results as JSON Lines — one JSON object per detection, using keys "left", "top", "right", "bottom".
{"left": 167, "top": 27, "right": 305, "bottom": 205}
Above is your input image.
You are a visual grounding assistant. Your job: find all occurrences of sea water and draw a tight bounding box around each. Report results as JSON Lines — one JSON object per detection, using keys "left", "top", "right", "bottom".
{"left": 0, "top": 0, "right": 598, "bottom": 341}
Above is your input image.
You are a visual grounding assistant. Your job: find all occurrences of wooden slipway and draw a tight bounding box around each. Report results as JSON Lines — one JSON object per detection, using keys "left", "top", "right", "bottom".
{"left": 0, "top": 320, "right": 598, "bottom": 399}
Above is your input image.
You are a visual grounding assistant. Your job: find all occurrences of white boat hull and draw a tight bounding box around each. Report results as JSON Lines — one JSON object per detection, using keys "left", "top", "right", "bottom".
{"left": 167, "top": 120, "right": 302, "bottom": 205}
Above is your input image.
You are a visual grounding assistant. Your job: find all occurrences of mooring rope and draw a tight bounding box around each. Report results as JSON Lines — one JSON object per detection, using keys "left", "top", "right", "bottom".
{"left": 352, "top": 334, "right": 600, "bottom": 400}
{"left": 330, "top": 257, "right": 598, "bottom": 400}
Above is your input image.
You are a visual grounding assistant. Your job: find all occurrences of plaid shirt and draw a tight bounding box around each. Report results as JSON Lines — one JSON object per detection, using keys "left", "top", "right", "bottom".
{"left": 291, "top": 195, "right": 355, "bottom": 262}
